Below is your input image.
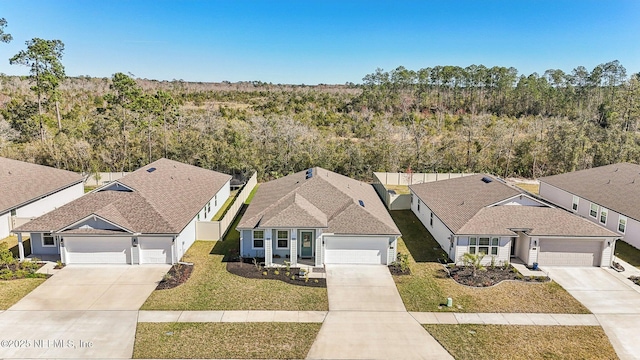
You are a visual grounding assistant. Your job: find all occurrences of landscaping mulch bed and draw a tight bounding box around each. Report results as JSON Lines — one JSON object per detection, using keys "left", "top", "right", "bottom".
{"left": 156, "top": 263, "right": 194, "bottom": 290}
{"left": 388, "top": 264, "right": 411, "bottom": 276}
{"left": 447, "top": 265, "right": 549, "bottom": 287}
{"left": 226, "top": 261, "right": 326, "bottom": 288}
{"left": 0, "top": 262, "right": 49, "bottom": 280}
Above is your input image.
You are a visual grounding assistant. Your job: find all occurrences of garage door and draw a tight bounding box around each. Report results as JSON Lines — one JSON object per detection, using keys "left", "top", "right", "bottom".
{"left": 538, "top": 239, "right": 602, "bottom": 266}
{"left": 139, "top": 237, "right": 173, "bottom": 264}
{"left": 324, "top": 236, "right": 389, "bottom": 265}
{"left": 64, "top": 237, "right": 131, "bottom": 264}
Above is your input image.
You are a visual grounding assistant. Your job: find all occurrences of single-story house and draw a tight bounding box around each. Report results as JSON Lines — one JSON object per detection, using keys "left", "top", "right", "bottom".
{"left": 410, "top": 174, "right": 620, "bottom": 267}
{"left": 0, "top": 157, "right": 84, "bottom": 240}
{"left": 539, "top": 163, "right": 640, "bottom": 249}
{"left": 237, "top": 167, "right": 401, "bottom": 267}
{"left": 14, "top": 158, "right": 231, "bottom": 264}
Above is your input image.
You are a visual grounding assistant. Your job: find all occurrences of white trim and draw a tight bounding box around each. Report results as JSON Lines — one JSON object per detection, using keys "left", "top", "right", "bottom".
{"left": 252, "top": 229, "right": 265, "bottom": 249}
{"left": 276, "top": 229, "right": 289, "bottom": 249}
{"left": 589, "top": 203, "right": 598, "bottom": 218}
{"left": 488, "top": 193, "right": 550, "bottom": 208}
{"left": 571, "top": 195, "right": 579, "bottom": 212}
{"left": 58, "top": 213, "right": 134, "bottom": 234}
{"left": 94, "top": 181, "right": 135, "bottom": 193}
{"left": 600, "top": 207, "right": 608, "bottom": 225}
{"left": 618, "top": 215, "right": 627, "bottom": 234}
{"left": 42, "top": 233, "right": 56, "bottom": 247}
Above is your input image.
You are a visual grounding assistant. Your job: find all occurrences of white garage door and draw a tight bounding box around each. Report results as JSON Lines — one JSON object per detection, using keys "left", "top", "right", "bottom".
{"left": 538, "top": 239, "right": 602, "bottom": 266}
{"left": 64, "top": 236, "right": 131, "bottom": 264}
{"left": 139, "top": 237, "right": 173, "bottom": 264}
{"left": 324, "top": 236, "right": 389, "bottom": 265}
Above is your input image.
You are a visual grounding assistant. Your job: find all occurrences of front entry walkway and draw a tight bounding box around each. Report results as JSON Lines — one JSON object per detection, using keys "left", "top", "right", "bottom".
{"left": 306, "top": 265, "right": 453, "bottom": 360}
{"left": 546, "top": 265, "right": 640, "bottom": 360}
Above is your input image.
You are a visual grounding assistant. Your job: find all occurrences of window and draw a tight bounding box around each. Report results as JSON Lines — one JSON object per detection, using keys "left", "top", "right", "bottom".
{"left": 469, "top": 237, "right": 499, "bottom": 256}
{"left": 430, "top": 212, "right": 434, "bottom": 227}
{"left": 214, "top": 196, "right": 217, "bottom": 207}
{"left": 207, "top": 201, "right": 211, "bottom": 213}
{"left": 618, "top": 215, "right": 627, "bottom": 233}
{"left": 253, "top": 230, "right": 264, "bottom": 248}
{"left": 590, "top": 203, "right": 598, "bottom": 218}
{"left": 411, "top": 195, "right": 413, "bottom": 205}
{"left": 10, "top": 209, "right": 16, "bottom": 216}
{"left": 600, "top": 208, "right": 608, "bottom": 225}
{"left": 197, "top": 213, "right": 200, "bottom": 221}
{"left": 572, "top": 196, "right": 579, "bottom": 211}
{"left": 417, "top": 200, "right": 421, "bottom": 212}
{"left": 42, "top": 233, "right": 55, "bottom": 247}
{"left": 276, "top": 230, "right": 289, "bottom": 248}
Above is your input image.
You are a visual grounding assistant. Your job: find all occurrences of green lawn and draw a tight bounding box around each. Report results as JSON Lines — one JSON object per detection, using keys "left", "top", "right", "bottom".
{"left": 614, "top": 240, "right": 640, "bottom": 268}
{"left": 141, "top": 207, "right": 328, "bottom": 311}
{"left": 424, "top": 324, "right": 617, "bottom": 360}
{"left": 0, "top": 278, "right": 46, "bottom": 309}
{"left": 212, "top": 189, "right": 239, "bottom": 221}
{"left": 390, "top": 210, "right": 589, "bottom": 313}
{"left": 244, "top": 184, "right": 260, "bottom": 204}
{"left": 134, "top": 322, "right": 321, "bottom": 359}
{"left": 0, "top": 236, "right": 31, "bottom": 258}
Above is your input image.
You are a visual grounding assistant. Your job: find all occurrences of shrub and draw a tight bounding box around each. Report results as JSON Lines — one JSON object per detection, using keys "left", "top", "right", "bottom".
{"left": 461, "top": 252, "right": 486, "bottom": 277}
{"left": 0, "top": 243, "right": 16, "bottom": 269}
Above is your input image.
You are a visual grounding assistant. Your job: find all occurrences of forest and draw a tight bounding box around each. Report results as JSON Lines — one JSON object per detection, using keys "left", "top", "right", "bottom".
{"left": 0, "top": 21, "right": 639, "bottom": 181}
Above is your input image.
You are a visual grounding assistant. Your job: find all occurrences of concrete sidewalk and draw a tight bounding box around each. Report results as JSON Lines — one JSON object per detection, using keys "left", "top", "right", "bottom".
{"left": 410, "top": 312, "right": 599, "bottom": 326}
{"left": 138, "top": 310, "right": 327, "bottom": 323}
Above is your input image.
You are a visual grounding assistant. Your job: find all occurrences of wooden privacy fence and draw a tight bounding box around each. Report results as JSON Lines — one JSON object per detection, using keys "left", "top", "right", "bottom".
{"left": 373, "top": 172, "right": 475, "bottom": 210}
{"left": 196, "top": 172, "right": 257, "bottom": 241}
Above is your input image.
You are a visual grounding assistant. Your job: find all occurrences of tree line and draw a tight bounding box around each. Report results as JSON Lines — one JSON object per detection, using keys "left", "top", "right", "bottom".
{"left": 0, "top": 18, "right": 639, "bottom": 180}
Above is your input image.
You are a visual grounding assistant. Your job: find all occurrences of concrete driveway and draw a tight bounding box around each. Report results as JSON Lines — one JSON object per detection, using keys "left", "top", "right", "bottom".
{"left": 547, "top": 266, "right": 640, "bottom": 360}
{"left": 306, "top": 265, "right": 452, "bottom": 360}
{"left": 0, "top": 264, "right": 169, "bottom": 359}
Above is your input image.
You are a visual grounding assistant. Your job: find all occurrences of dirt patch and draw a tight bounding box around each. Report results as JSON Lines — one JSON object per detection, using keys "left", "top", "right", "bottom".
{"left": 388, "top": 264, "right": 411, "bottom": 276}
{"left": 156, "top": 263, "right": 194, "bottom": 290}
{"left": 447, "top": 265, "right": 549, "bottom": 287}
{"left": 226, "top": 261, "right": 326, "bottom": 288}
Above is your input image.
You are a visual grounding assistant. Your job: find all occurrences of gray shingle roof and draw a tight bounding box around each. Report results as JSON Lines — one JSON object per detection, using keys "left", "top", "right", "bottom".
{"left": 15, "top": 158, "right": 231, "bottom": 234}
{"left": 540, "top": 163, "right": 640, "bottom": 221}
{"left": 457, "top": 206, "right": 619, "bottom": 237}
{"left": 0, "top": 157, "right": 83, "bottom": 214}
{"left": 409, "top": 174, "right": 521, "bottom": 233}
{"left": 238, "top": 168, "right": 400, "bottom": 236}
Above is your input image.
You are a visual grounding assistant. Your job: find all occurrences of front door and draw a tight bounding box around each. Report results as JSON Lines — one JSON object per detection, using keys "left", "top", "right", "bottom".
{"left": 300, "top": 231, "right": 313, "bottom": 258}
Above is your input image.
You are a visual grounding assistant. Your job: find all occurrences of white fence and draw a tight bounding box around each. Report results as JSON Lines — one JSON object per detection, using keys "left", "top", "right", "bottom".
{"left": 84, "top": 172, "right": 129, "bottom": 186}
{"left": 373, "top": 172, "right": 475, "bottom": 210}
{"left": 196, "top": 172, "right": 258, "bottom": 241}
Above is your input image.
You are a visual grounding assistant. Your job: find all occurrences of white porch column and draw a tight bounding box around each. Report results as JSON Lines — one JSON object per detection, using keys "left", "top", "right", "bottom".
{"left": 17, "top": 233, "right": 25, "bottom": 262}
{"left": 290, "top": 230, "right": 298, "bottom": 266}
{"left": 265, "top": 229, "right": 273, "bottom": 267}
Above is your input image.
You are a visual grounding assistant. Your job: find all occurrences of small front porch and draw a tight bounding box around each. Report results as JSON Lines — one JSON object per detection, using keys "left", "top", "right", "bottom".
{"left": 271, "top": 257, "right": 325, "bottom": 278}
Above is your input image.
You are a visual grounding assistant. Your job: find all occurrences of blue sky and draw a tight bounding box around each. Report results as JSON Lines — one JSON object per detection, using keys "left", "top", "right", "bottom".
{"left": 1, "top": 1, "right": 639, "bottom": 84}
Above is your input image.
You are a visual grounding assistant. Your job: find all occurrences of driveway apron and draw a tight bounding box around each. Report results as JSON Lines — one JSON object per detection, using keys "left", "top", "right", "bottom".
{"left": 306, "top": 264, "right": 453, "bottom": 360}
{"left": 0, "top": 264, "right": 169, "bottom": 359}
{"left": 547, "top": 266, "right": 640, "bottom": 360}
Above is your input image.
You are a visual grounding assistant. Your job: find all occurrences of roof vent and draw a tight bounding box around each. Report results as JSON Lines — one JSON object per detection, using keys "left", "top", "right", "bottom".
{"left": 358, "top": 200, "right": 365, "bottom": 207}
{"left": 147, "top": 167, "right": 156, "bottom": 173}
{"left": 481, "top": 176, "right": 493, "bottom": 183}
{"left": 305, "top": 168, "right": 313, "bottom": 179}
